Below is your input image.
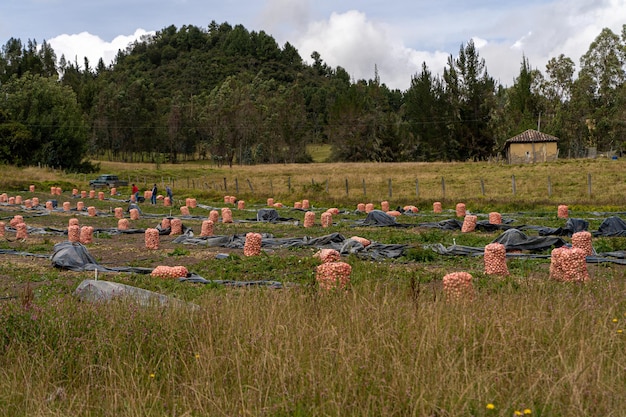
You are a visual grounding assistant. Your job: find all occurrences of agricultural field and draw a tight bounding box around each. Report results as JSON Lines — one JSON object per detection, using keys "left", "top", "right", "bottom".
{"left": 0, "top": 159, "right": 625, "bottom": 417}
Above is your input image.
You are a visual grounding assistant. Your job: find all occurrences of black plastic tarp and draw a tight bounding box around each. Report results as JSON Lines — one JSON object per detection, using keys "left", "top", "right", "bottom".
{"left": 173, "top": 232, "right": 408, "bottom": 259}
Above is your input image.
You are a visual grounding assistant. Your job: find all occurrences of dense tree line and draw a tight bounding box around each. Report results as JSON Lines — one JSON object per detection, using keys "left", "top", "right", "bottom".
{"left": 1, "top": 22, "right": 626, "bottom": 170}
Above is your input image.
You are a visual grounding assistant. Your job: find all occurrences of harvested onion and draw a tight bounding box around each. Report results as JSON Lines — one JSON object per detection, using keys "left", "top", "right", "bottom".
{"left": 80, "top": 226, "right": 94, "bottom": 244}
{"left": 145, "top": 228, "right": 160, "bottom": 250}
{"left": 200, "top": 220, "right": 214, "bottom": 236}
{"left": 484, "top": 243, "right": 509, "bottom": 276}
{"left": 170, "top": 218, "right": 182, "bottom": 235}
{"left": 303, "top": 211, "right": 315, "bottom": 228}
{"left": 151, "top": 265, "right": 189, "bottom": 279}
{"left": 442, "top": 272, "right": 474, "bottom": 302}
{"left": 316, "top": 262, "right": 352, "bottom": 291}
{"left": 455, "top": 203, "right": 466, "bottom": 217}
{"left": 243, "top": 232, "right": 262, "bottom": 256}
{"left": 321, "top": 212, "right": 333, "bottom": 228}
{"left": 461, "top": 215, "right": 477, "bottom": 233}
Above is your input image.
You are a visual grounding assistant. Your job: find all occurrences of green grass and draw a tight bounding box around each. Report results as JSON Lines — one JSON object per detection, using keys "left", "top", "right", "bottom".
{"left": 1, "top": 160, "right": 626, "bottom": 415}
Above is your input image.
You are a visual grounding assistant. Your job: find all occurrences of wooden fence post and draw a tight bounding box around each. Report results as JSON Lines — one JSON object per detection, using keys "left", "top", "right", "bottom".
{"left": 223, "top": 177, "right": 227, "bottom": 192}
{"left": 511, "top": 175, "right": 516, "bottom": 196}
{"left": 288, "top": 176, "right": 291, "bottom": 193}
{"left": 480, "top": 178, "right": 485, "bottom": 196}
{"left": 247, "top": 179, "right": 254, "bottom": 192}
{"left": 548, "top": 176, "right": 552, "bottom": 197}
{"left": 441, "top": 177, "right": 446, "bottom": 199}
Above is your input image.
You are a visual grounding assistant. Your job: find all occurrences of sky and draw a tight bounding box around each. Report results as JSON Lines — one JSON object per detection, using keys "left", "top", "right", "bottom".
{"left": 1, "top": 0, "right": 625, "bottom": 91}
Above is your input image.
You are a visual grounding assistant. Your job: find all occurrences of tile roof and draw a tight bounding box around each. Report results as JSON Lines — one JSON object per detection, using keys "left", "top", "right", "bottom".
{"left": 505, "top": 129, "right": 559, "bottom": 145}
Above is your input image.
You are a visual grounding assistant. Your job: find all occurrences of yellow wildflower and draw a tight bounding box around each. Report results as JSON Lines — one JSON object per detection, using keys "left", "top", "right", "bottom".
{"left": 486, "top": 403, "right": 495, "bottom": 410}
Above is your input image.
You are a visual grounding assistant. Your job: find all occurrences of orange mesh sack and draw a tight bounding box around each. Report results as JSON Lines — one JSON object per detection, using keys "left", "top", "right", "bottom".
{"left": 145, "top": 228, "right": 160, "bottom": 250}
{"left": 302, "top": 200, "right": 310, "bottom": 209}
{"left": 80, "top": 226, "right": 94, "bottom": 245}
{"left": 117, "top": 219, "right": 129, "bottom": 230}
{"left": 571, "top": 231, "right": 593, "bottom": 256}
{"left": 484, "top": 243, "right": 509, "bottom": 276}
{"left": 238, "top": 200, "right": 245, "bottom": 210}
{"left": 76, "top": 201, "right": 84, "bottom": 211}
{"left": 98, "top": 191, "right": 104, "bottom": 200}
{"left": 557, "top": 205, "right": 568, "bottom": 219}
{"left": 151, "top": 265, "right": 189, "bottom": 279}
{"left": 68, "top": 225, "right": 80, "bottom": 242}
{"left": 209, "top": 210, "right": 219, "bottom": 224}
{"left": 455, "top": 203, "right": 466, "bottom": 217}
{"left": 161, "top": 217, "right": 171, "bottom": 230}
{"left": 243, "top": 232, "right": 262, "bottom": 256}
{"left": 294, "top": 201, "right": 302, "bottom": 209}
{"left": 15, "top": 223, "right": 28, "bottom": 240}
{"left": 201, "top": 220, "right": 214, "bottom": 236}
{"left": 222, "top": 208, "right": 233, "bottom": 223}
{"left": 381, "top": 201, "right": 390, "bottom": 212}
{"left": 170, "top": 218, "right": 182, "bottom": 235}
{"left": 442, "top": 272, "right": 474, "bottom": 302}
{"left": 313, "top": 248, "right": 341, "bottom": 263}
{"left": 129, "top": 208, "right": 140, "bottom": 220}
{"left": 489, "top": 212, "right": 502, "bottom": 224}
{"left": 0, "top": 221, "right": 5, "bottom": 237}
{"left": 365, "top": 203, "right": 374, "bottom": 213}
{"left": 357, "top": 203, "right": 366, "bottom": 212}
{"left": 180, "top": 206, "right": 190, "bottom": 216}
{"left": 315, "top": 262, "right": 351, "bottom": 292}
{"left": 549, "top": 246, "right": 589, "bottom": 282}
{"left": 87, "top": 206, "right": 97, "bottom": 217}
{"left": 350, "top": 236, "right": 371, "bottom": 247}
{"left": 321, "top": 212, "right": 333, "bottom": 228}
{"left": 461, "top": 215, "right": 477, "bottom": 233}
{"left": 114, "top": 207, "right": 124, "bottom": 219}
{"left": 68, "top": 218, "right": 79, "bottom": 227}
{"left": 303, "top": 211, "right": 315, "bottom": 228}
{"left": 10, "top": 215, "right": 24, "bottom": 227}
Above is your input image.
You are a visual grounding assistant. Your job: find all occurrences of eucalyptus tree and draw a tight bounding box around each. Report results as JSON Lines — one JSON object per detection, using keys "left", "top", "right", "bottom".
{"left": 0, "top": 73, "right": 90, "bottom": 170}
{"left": 578, "top": 26, "right": 626, "bottom": 151}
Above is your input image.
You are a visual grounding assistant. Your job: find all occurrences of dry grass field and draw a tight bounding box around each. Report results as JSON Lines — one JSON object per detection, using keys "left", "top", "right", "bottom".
{"left": 0, "top": 158, "right": 625, "bottom": 416}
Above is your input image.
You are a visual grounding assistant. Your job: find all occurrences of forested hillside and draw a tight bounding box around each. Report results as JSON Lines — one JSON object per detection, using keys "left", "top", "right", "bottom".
{"left": 1, "top": 21, "right": 625, "bottom": 171}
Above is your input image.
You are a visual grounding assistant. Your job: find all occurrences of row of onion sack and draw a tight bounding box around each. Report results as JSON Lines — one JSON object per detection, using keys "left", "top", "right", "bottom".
{"left": 444, "top": 231, "right": 593, "bottom": 302}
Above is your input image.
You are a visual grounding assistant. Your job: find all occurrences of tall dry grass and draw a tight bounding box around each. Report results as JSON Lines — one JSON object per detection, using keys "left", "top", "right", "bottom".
{"left": 1, "top": 276, "right": 625, "bottom": 416}
{"left": 31, "top": 157, "right": 626, "bottom": 209}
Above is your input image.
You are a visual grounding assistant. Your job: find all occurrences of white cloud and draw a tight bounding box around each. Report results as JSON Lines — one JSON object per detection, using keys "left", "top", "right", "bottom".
{"left": 293, "top": 10, "right": 449, "bottom": 90}
{"left": 48, "top": 29, "right": 154, "bottom": 70}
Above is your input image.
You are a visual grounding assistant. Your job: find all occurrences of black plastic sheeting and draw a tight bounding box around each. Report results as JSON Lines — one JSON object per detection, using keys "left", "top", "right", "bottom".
{"left": 593, "top": 216, "right": 626, "bottom": 237}
{"left": 172, "top": 231, "right": 408, "bottom": 260}
{"left": 352, "top": 210, "right": 412, "bottom": 228}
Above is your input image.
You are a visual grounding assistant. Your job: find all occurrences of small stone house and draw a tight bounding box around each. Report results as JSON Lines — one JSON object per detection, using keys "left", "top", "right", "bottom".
{"left": 504, "top": 129, "right": 559, "bottom": 163}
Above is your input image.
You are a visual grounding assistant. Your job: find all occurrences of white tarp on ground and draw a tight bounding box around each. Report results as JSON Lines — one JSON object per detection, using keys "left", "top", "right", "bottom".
{"left": 74, "top": 279, "right": 198, "bottom": 309}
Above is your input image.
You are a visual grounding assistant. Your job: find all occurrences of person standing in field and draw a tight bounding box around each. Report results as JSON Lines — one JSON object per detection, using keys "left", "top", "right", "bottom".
{"left": 166, "top": 185, "right": 173, "bottom": 202}
{"left": 131, "top": 184, "right": 139, "bottom": 202}
{"left": 151, "top": 183, "right": 157, "bottom": 204}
